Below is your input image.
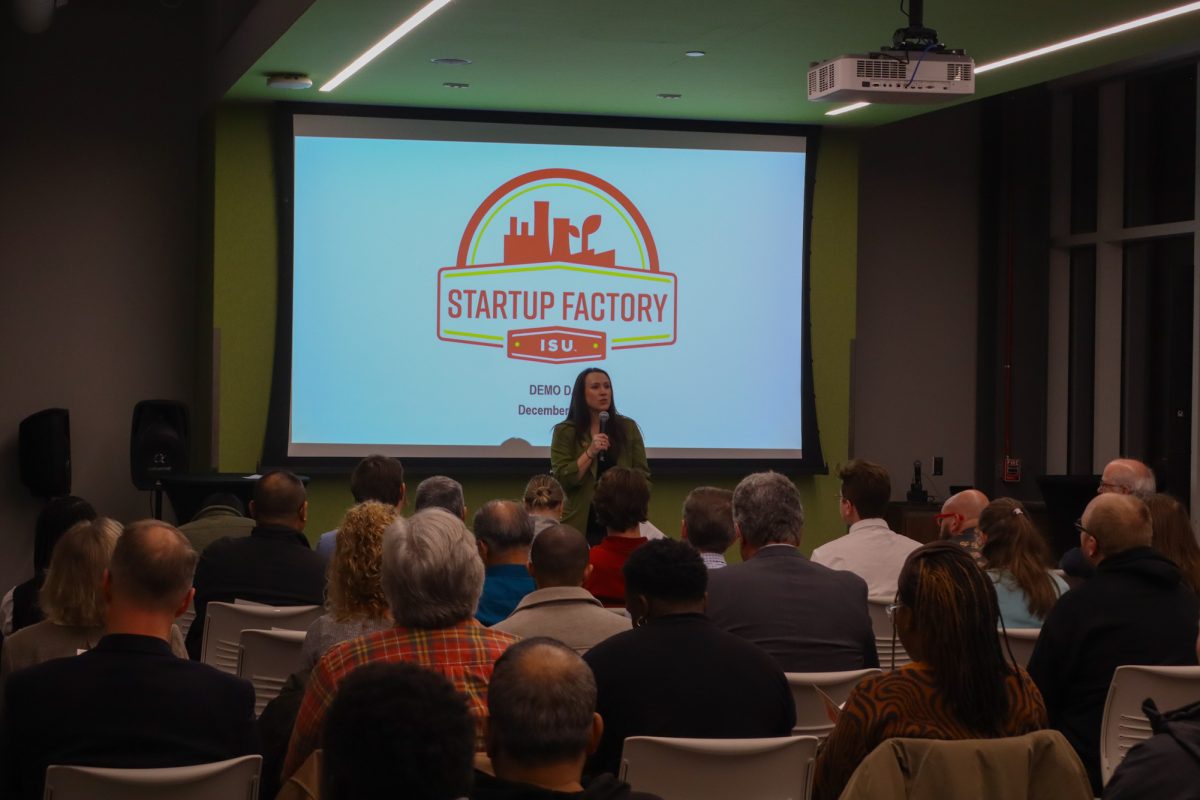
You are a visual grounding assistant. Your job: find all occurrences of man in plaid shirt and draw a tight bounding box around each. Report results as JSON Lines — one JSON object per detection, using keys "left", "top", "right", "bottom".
{"left": 282, "top": 507, "right": 518, "bottom": 780}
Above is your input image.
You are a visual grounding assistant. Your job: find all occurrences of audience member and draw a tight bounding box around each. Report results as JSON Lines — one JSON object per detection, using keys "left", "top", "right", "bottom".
{"left": 582, "top": 467, "right": 649, "bottom": 606}
{"left": 1060, "top": 457, "right": 1158, "bottom": 584}
{"left": 282, "top": 508, "right": 518, "bottom": 780}
{"left": 680, "top": 486, "right": 736, "bottom": 569}
{"left": 1098, "top": 458, "right": 1157, "bottom": 498}
{"left": 813, "top": 542, "right": 1048, "bottom": 800}
{"left": 1, "top": 495, "right": 96, "bottom": 636}
{"left": 707, "top": 472, "right": 877, "bottom": 672}
{"left": 813, "top": 460, "right": 919, "bottom": 597}
{"left": 1103, "top": 698, "right": 1200, "bottom": 800}
{"left": 416, "top": 475, "right": 467, "bottom": 519}
{"left": 583, "top": 538, "right": 795, "bottom": 777}
{"left": 300, "top": 501, "right": 396, "bottom": 671}
{"left": 474, "top": 500, "right": 537, "bottom": 625}
{"left": 936, "top": 488, "right": 989, "bottom": 565}
{"left": 185, "top": 469, "right": 326, "bottom": 659}
{"left": 979, "top": 498, "right": 1068, "bottom": 629}
{"left": 1, "top": 518, "right": 188, "bottom": 690}
{"left": 1029, "top": 492, "right": 1199, "bottom": 793}
{"left": 178, "top": 493, "right": 255, "bottom": 553}
{"left": 1145, "top": 493, "right": 1200, "bottom": 594}
{"left": 315, "top": 454, "right": 406, "bottom": 561}
{"left": 524, "top": 474, "right": 566, "bottom": 537}
{"left": 492, "top": 524, "right": 630, "bottom": 651}
{"left": 476, "top": 638, "right": 661, "bottom": 800}
{"left": 316, "top": 662, "right": 476, "bottom": 800}
{"left": 1, "top": 521, "right": 257, "bottom": 800}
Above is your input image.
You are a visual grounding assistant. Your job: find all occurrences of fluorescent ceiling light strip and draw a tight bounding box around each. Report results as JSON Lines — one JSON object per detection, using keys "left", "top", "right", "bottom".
{"left": 975, "top": 0, "right": 1200, "bottom": 73}
{"left": 826, "top": 101, "right": 872, "bottom": 116}
{"left": 320, "top": 0, "right": 454, "bottom": 92}
{"left": 827, "top": 0, "right": 1200, "bottom": 115}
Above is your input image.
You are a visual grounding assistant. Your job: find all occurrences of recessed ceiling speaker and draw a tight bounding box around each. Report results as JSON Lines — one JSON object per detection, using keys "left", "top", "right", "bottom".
{"left": 130, "top": 400, "right": 189, "bottom": 491}
{"left": 19, "top": 408, "right": 71, "bottom": 497}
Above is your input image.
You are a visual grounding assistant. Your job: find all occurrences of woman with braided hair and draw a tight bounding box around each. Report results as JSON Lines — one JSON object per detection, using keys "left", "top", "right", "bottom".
{"left": 813, "top": 541, "right": 1048, "bottom": 800}
{"left": 980, "top": 497, "right": 1069, "bottom": 629}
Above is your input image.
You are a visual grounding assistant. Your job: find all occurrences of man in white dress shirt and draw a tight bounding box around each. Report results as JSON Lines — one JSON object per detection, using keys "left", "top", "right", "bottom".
{"left": 812, "top": 459, "right": 920, "bottom": 598}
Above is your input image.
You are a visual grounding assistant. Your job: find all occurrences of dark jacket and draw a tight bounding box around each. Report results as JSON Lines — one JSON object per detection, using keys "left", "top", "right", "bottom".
{"left": 185, "top": 524, "right": 326, "bottom": 659}
{"left": 582, "top": 613, "right": 795, "bottom": 778}
{"left": 1, "top": 634, "right": 259, "bottom": 800}
{"left": 1104, "top": 698, "right": 1200, "bottom": 800}
{"left": 705, "top": 545, "right": 879, "bottom": 672}
{"left": 473, "top": 771, "right": 662, "bottom": 799}
{"left": 1028, "top": 546, "right": 1200, "bottom": 794}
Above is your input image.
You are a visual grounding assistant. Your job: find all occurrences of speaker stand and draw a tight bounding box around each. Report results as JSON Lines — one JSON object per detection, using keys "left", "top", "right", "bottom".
{"left": 153, "top": 480, "right": 165, "bottom": 520}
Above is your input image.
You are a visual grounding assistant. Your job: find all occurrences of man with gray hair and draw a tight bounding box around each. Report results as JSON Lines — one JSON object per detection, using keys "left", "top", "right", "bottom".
{"left": 415, "top": 475, "right": 467, "bottom": 520}
{"left": 473, "top": 500, "right": 537, "bottom": 625}
{"left": 706, "top": 472, "right": 878, "bottom": 672}
{"left": 1029, "top": 492, "right": 1198, "bottom": 793}
{"left": 281, "top": 508, "right": 519, "bottom": 781}
{"left": 3, "top": 522, "right": 258, "bottom": 800}
{"left": 1099, "top": 457, "right": 1157, "bottom": 498}
{"left": 473, "top": 638, "right": 661, "bottom": 799}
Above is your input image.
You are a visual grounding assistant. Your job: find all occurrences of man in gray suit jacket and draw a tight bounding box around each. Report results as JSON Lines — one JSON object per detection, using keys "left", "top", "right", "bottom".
{"left": 706, "top": 472, "right": 878, "bottom": 673}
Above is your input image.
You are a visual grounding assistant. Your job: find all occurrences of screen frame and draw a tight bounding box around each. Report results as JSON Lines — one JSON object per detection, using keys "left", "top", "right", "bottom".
{"left": 262, "top": 102, "right": 826, "bottom": 477}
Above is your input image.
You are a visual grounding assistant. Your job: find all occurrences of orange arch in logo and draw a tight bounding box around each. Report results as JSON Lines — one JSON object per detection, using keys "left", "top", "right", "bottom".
{"left": 455, "top": 168, "right": 660, "bottom": 271}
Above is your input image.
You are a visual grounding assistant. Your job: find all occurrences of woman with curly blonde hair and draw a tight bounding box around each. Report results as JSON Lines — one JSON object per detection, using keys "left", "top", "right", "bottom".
{"left": 300, "top": 501, "right": 396, "bottom": 670}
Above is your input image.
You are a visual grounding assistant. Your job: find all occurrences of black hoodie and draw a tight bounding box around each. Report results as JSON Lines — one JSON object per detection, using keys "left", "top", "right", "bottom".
{"left": 1028, "top": 546, "right": 1200, "bottom": 794}
{"left": 1104, "top": 698, "right": 1200, "bottom": 799}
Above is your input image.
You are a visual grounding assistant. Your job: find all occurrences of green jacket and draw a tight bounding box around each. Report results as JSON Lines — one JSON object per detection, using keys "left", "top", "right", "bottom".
{"left": 550, "top": 417, "right": 650, "bottom": 534}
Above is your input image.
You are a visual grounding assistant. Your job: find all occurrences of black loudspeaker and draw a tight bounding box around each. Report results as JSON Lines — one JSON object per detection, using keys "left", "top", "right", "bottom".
{"left": 130, "top": 400, "right": 190, "bottom": 491}
{"left": 19, "top": 408, "right": 71, "bottom": 497}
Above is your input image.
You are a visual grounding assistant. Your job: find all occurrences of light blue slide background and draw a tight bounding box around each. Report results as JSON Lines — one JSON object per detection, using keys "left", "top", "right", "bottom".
{"left": 291, "top": 136, "right": 806, "bottom": 453}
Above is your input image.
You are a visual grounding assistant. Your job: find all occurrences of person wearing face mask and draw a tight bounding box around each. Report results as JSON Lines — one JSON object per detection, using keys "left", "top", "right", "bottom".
{"left": 550, "top": 368, "right": 649, "bottom": 545}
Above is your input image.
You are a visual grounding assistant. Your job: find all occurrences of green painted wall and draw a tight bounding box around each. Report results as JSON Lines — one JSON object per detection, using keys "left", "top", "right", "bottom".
{"left": 207, "top": 106, "right": 858, "bottom": 557}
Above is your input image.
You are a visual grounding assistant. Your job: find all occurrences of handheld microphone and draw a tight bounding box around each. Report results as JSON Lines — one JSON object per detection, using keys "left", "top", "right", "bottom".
{"left": 597, "top": 411, "right": 610, "bottom": 464}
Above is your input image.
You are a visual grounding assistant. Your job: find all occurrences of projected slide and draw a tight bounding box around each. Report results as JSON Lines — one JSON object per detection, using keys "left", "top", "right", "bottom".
{"left": 289, "top": 115, "right": 809, "bottom": 460}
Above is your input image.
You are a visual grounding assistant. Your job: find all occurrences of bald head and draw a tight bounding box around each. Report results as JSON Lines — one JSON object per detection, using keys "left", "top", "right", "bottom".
{"left": 487, "top": 638, "right": 598, "bottom": 767}
{"left": 1100, "top": 459, "right": 1156, "bottom": 499}
{"left": 251, "top": 469, "right": 308, "bottom": 527}
{"left": 940, "top": 490, "right": 990, "bottom": 537}
{"left": 1081, "top": 493, "right": 1153, "bottom": 562}
{"left": 109, "top": 521, "right": 198, "bottom": 613}
{"left": 529, "top": 524, "right": 590, "bottom": 587}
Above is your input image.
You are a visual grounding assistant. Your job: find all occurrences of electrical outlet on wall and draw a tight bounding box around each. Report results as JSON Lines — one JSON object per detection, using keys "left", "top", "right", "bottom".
{"left": 932, "top": 456, "right": 943, "bottom": 476}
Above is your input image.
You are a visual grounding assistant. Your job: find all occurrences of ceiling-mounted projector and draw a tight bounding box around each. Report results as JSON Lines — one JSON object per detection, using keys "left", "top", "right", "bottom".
{"left": 807, "top": 0, "right": 973, "bottom": 105}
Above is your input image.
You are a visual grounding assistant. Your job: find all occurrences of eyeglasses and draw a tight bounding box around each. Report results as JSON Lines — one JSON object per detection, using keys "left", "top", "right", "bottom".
{"left": 1097, "top": 481, "right": 1121, "bottom": 493}
{"left": 885, "top": 602, "right": 904, "bottom": 620}
{"left": 934, "top": 512, "right": 963, "bottom": 526}
{"left": 1074, "top": 518, "right": 1090, "bottom": 536}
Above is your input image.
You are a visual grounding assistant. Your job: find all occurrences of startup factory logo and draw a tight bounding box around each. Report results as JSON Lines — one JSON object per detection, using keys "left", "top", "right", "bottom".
{"left": 436, "top": 169, "right": 678, "bottom": 364}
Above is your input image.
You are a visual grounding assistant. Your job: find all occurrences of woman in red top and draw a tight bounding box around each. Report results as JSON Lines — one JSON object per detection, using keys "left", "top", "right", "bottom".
{"left": 583, "top": 467, "right": 650, "bottom": 606}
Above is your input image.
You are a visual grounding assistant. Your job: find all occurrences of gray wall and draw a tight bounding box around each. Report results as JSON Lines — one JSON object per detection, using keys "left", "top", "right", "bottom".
{"left": 0, "top": 3, "right": 202, "bottom": 593}
{"left": 852, "top": 103, "right": 981, "bottom": 502}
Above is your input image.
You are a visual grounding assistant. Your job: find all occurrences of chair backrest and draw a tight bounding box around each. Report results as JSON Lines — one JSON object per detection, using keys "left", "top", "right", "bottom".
{"left": 201, "top": 602, "right": 323, "bottom": 674}
{"left": 1100, "top": 664, "right": 1200, "bottom": 785}
{"left": 43, "top": 755, "right": 262, "bottom": 800}
{"left": 866, "top": 599, "right": 912, "bottom": 670}
{"left": 999, "top": 628, "right": 1040, "bottom": 668}
{"left": 785, "top": 669, "right": 882, "bottom": 737}
{"left": 619, "top": 735, "right": 819, "bottom": 800}
{"left": 237, "top": 628, "right": 308, "bottom": 716}
{"left": 178, "top": 596, "right": 197, "bottom": 640}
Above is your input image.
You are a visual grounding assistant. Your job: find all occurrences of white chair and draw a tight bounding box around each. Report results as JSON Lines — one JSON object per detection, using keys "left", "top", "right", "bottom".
{"left": 1099, "top": 664, "right": 1200, "bottom": 785}
{"left": 200, "top": 602, "right": 323, "bottom": 675}
{"left": 867, "top": 599, "right": 912, "bottom": 670}
{"left": 43, "top": 754, "right": 262, "bottom": 800}
{"left": 237, "top": 628, "right": 307, "bottom": 716}
{"left": 619, "top": 735, "right": 819, "bottom": 800}
{"left": 178, "top": 596, "right": 197, "bottom": 639}
{"left": 785, "top": 669, "right": 881, "bottom": 737}
{"left": 999, "top": 628, "right": 1040, "bottom": 668}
